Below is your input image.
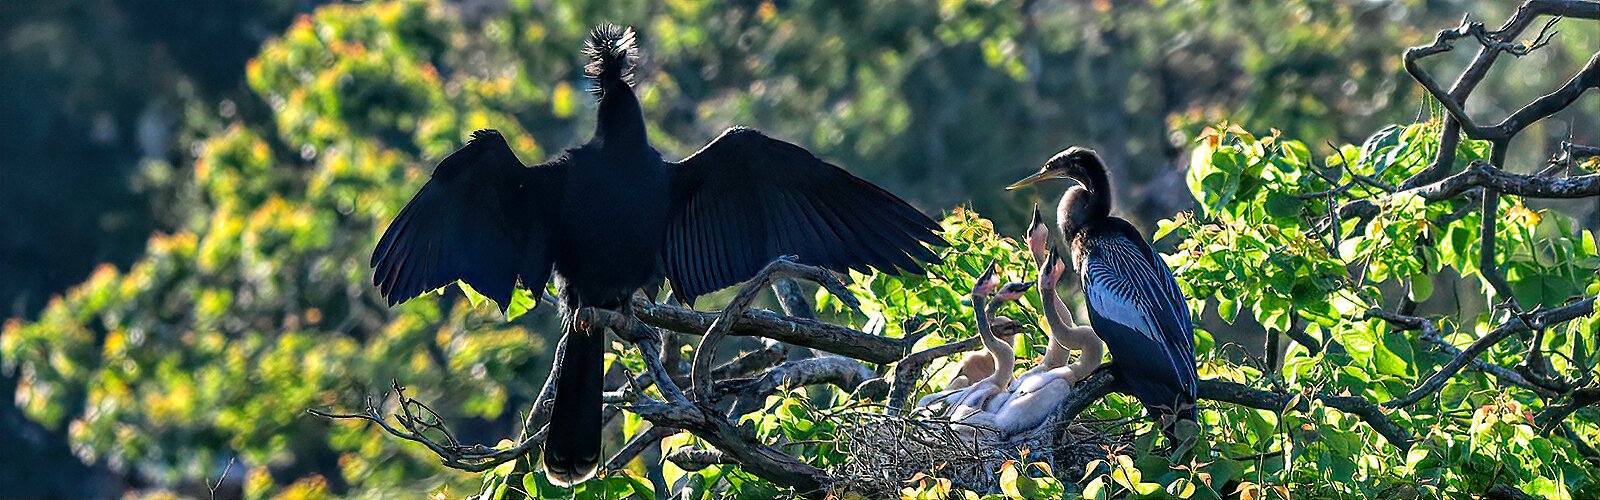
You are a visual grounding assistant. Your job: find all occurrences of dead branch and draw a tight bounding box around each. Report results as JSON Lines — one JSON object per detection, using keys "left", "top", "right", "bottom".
{"left": 308, "top": 380, "right": 536, "bottom": 472}
{"left": 886, "top": 336, "right": 985, "bottom": 413}
{"left": 1041, "top": 369, "right": 1413, "bottom": 452}
{"left": 1201, "top": 378, "right": 1414, "bottom": 452}
{"left": 605, "top": 425, "right": 679, "bottom": 472}
{"left": 1537, "top": 386, "right": 1600, "bottom": 434}
{"left": 1367, "top": 309, "right": 1545, "bottom": 394}
{"left": 667, "top": 448, "right": 730, "bottom": 471}
{"left": 584, "top": 305, "right": 834, "bottom": 497}
{"left": 717, "top": 356, "right": 878, "bottom": 416}
{"left": 713, "top": 344, "right": 788, "bottom": 380}
{"left": 1410, "top": 160, "right": 1600, "bottom": 200}
{"left": 630, "top": 296, "right": 910, "bottom": 364}
{"left": 1399, "top": 0, "right": 1600, "bottom": 188}
{"left": 690, "top": 255, "right": 860, "bottom": 400}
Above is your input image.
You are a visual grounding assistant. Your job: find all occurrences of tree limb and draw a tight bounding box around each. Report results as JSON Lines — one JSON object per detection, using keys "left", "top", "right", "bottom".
{"left": 690, "top": 256, "right": 860, "bottom": 400}
{"left": 1374, "top": 296, "right": 1595, "bottom": 409}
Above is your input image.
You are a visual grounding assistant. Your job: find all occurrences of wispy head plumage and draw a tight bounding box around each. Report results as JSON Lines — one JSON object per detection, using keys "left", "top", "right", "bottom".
{"left": 469, "top": 129, "right": 504, "bottom": 144}
{"left": 583, "top": 24, "right": 639, "bottom": 96}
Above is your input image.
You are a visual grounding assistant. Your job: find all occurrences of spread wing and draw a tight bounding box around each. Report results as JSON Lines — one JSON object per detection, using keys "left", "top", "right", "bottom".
{"left": 370, "top": 130, "right": 563, "bottom": 311}
{"left": 1081, "top": 232, "right": 1196, "bottom": 398}
{"left": 664, "top": 128, "right": 945, "bottom": 304}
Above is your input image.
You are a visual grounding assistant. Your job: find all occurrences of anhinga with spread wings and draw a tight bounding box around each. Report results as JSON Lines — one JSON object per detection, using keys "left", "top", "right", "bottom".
{"left": 1007, "top": 147, "right": 1197, "bottom": 432}
{"left": 370, "top": 25, "right": 944, "bottom": 485}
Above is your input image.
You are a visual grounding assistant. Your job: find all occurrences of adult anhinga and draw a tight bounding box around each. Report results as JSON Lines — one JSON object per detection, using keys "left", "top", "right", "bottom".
{"left": 1006, "top": 147, "right": 1197, "bottom": 430}
{"left": 370, "top": 25, "right": 944, "bottom": 485}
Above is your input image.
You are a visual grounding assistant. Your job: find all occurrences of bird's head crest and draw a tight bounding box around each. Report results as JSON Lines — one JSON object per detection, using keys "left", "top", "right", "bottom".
{"left": 583, "top": 23, "right": 639, "bottom": 96}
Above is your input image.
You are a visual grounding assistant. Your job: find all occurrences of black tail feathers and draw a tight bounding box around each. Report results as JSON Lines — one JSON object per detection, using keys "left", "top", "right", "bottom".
{"left": 583, "top": 23, "right": 638, "bottom": 95}
{"left": 541, "top": 322, "right": 605, "bottom": 486}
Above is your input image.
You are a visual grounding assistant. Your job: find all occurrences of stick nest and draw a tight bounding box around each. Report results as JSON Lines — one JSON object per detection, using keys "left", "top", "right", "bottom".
{"left": 827, "top": 408, "right": 1133, "bottom": 497}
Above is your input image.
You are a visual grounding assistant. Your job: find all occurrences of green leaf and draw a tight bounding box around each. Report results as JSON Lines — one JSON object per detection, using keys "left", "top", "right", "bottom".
{"left": 458, "top": 280, "right": 488, "bottom": 308}
{"left": 1409, "top": 273, "right": 1434, "bottom": 302}
{"left": 505, "top": 287, "right": 537, "bottom": 321}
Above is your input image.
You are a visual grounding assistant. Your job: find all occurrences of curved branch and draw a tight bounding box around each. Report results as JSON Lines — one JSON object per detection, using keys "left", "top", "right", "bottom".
{"left": 631, "top": 297, "right": 908, "bottom": 364}
{"left": 690, "top": 256, "right": 861, "bottom": 400}
{"left": 1375, "top": 296, "right": 1595, "bottom": 409}
{"left": 717, "top": 356, "right": 877, "bottom": 416}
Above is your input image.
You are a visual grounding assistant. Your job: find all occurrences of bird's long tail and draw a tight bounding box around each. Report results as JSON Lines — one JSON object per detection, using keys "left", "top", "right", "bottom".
{"left": 583, "top": 23, "right": 638, "bottom": 94}
{"left": 541, "top": 316, "right": 605, "bottom": 486}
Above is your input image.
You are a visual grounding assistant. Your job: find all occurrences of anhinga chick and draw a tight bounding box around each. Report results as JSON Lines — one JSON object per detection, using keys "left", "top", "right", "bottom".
{"left": 1016, "top": 205, "right": 1103, "bottom": 389}
{"left": 943, "top": 296, "right": 1028, "bottom": 392}
{"left": 948, "top": 264, "right": 1033, "bottom": 420}
{"left": 1008, "top": 147, "right": 1198, "bottom": 435}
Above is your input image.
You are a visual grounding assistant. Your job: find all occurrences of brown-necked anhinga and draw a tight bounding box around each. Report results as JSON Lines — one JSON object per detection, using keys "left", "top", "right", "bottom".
{"left": 1007, "top": 147, "right": 1197, "bottom": 433}
{"left": 370, "top": 25, "right": 944, "bottom": 485}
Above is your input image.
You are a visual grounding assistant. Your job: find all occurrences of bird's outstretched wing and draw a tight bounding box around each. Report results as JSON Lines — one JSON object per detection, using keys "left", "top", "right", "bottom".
{"left": 664, "top": 128, "right": 945, "bottom": 304}
{"left": 371, "top": 130, "right": 563, "bottom": 312}
{"left": 1080, "top": 230, "right": 1197, "bottom": 398}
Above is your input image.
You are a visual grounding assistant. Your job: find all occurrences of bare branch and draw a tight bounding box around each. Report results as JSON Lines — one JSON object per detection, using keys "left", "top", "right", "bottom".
{"left": 1374, "top": 296, "right": 1596, "bottom": 409}
{"left": 630, "top": 297, "right": 908, "bottom": 365}
{"left": 585, "top": 287, "right": 834, "bottom": 496}
{"left": 1409, "top": 160, "right": 1600, "bottom": 201}
{"left": 1561, "top": 422, "right": 1600, "bottom": 467}
{"left": 718, "top": 356, "right": 878, "bottom": 416}
{"left": 667, "top": 448, "right": 730, "bottom": 472}
{"left": 605, "top": 425, "right": 679, "bottom": 472}
{"left": 1042, "top": 370, "right": 1414, "bottom": 452}
{"left": 1536, "top": 386, "right": 1600, "bottom": 434}
{"left": 1368, "top": 309, "right": 1544, "bottom": 393}
{"left": 308, "top": 382, "right": 539, "bottom": 472}
{"left": 885, "top": 336, "right": 981, "bottom": 413}
{"left": 691, "top": 256, "right": 860, "bottom": 400}
{"left": 1200, "top": 379, "right": 1414, "bottom": 451}
{"left": 713, "top": 344, "right": 788, "bottom": 380}
{"left": 1399, "top": 0, "right": 1600, "bottom": 188}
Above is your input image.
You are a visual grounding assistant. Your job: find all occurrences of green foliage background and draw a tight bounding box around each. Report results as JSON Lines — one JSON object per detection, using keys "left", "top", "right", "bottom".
{"left": 1, "top": 0, "right": 1598, "bottom": 498}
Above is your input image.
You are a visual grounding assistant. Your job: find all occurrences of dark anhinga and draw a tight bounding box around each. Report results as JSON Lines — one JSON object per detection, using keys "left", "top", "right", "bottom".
{"left": 370, "top": 25, "right": 944, "bottom": 485}
{"left": 1007, "top": 147, "right": 1197, "bottom": 430}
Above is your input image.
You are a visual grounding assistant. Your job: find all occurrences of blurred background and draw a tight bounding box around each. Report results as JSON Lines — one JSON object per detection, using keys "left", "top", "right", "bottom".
{"left": 0, "top": 0, "right": 1594, "bottom": 497}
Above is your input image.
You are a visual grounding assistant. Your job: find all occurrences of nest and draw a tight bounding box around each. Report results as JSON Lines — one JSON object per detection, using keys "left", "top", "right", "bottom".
{"left": 828, "top": 408, "right": 1133, "bottom": 497}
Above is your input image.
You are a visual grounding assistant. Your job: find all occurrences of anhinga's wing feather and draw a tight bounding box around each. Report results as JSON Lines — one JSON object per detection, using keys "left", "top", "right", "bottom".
{"left": 1080, "top": 232, "right": 1197, "bottom": 398}
{"left": 664, "top": 128, "right": 945, "bottom": 304}
{"left": 370, "top": 130, "right": 562, "bottom": 312}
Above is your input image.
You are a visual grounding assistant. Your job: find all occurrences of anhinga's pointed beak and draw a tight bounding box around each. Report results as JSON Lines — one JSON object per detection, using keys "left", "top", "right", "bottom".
{"left": 1006, "top": 167, "right": 1067, "bottom": 190}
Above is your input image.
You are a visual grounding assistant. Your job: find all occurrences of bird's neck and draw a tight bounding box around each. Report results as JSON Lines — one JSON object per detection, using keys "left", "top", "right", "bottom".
{"left": 1057, "top": 186, "right": 1102, "bottom": 239}
{"left": 595, "top": 81, "right": 649, "bottom": 147}
{"left": 984, "top": 300, "right": 1019, "bottom": 347}
{"left": 973, "top": 297, "right": 1014, "bottom": 369}
{"left": 1037, "top": 279, "right": 1074, "bottom": 367}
